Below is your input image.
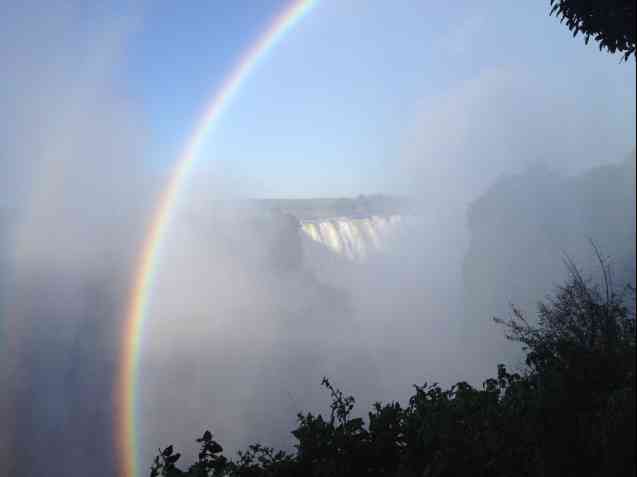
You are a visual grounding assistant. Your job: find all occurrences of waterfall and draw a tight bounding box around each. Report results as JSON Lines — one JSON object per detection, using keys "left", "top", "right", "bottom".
{"left": 300, "top": 215, "right": 401, "bottom": 261}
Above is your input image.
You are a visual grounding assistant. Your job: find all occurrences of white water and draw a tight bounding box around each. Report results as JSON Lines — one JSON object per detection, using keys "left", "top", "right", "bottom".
{"left": 300, "top": 215, "right": 401, "bottom": 261}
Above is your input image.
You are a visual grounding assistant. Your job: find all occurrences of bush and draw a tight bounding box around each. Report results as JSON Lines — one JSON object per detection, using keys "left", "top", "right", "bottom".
{"left": 151, "top": 258, "right": 635, "bottom": 476}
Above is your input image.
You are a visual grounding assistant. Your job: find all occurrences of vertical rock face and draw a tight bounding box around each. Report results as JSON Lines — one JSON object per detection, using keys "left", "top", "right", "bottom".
{"left": 247, "top": 212, "right": 304, "bottom": 273}
{"left": 2, "top": 264, "right": 128, "bottom": 477}
{"left": 0, "top": 211, "right": 9, "bottom": 473}
{"left": 300, "top": 215, "right": 402, "bottom": 262}
{"left": 463, "top": 154, "right": 636, "bottom": 351}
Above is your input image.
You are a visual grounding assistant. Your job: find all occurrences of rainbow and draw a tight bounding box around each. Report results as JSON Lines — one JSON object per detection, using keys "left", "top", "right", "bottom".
{"left": 117, "top": 2, "right": 316, "bottom": 476}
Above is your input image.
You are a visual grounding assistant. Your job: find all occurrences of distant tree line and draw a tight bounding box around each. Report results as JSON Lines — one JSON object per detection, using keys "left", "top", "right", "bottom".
{"left": 150, "top": 256, "right": 636, "bottom": 477}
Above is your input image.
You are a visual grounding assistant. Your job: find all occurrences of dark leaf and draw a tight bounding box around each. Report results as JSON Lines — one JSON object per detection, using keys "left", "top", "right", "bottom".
{"left": 162, "top": 445, "right": 173, "bottom": 457}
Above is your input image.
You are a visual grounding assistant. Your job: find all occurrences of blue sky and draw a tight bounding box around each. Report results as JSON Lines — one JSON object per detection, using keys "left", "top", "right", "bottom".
{"left": 119, "top": 0, "right": 635, "bottom": 198}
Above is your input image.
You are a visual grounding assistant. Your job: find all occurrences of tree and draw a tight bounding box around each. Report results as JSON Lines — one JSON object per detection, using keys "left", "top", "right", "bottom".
{"left": 550, "top": 0, "right": 636, "bottom": 60}
{"left": 496, "top": 253, "right": 636, "bottom": 475}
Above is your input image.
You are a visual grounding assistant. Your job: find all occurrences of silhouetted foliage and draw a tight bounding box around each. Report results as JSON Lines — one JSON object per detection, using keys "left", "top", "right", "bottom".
{"left": 150, "top": 431, "right": 229, "bottom": 477}
{"left": 152, "top": 259, "right": 635, "bottom": 476}
{"left": 549, "top": 0, "right": 636, "bottom": 60}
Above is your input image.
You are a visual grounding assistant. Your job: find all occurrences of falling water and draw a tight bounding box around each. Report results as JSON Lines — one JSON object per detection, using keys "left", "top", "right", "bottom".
{"left": 300, "top": 215, "right": 401, "bottom": 261}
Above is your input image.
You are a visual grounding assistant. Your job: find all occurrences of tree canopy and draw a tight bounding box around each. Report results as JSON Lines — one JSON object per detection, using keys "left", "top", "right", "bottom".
{"left": 550, "top": 0, "right": 636, "bottom": 60}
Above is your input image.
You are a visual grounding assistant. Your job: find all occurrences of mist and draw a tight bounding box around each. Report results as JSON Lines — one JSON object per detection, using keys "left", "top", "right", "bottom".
{"left": 1, "top": 2, "right": 635, "bottom": 477}
{"left": 1, "top": 3, "right": 152, "bottom": 475}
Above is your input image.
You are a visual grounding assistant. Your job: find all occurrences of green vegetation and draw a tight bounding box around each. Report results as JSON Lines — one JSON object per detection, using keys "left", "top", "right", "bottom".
{"left": 150, "top": 257, "right": 636, "bottom": 477}
{"left": 549, "top": 0, "right": 636, "bottom": 60}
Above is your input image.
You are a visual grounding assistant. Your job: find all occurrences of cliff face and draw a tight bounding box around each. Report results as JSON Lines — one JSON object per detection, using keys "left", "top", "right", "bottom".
{"left": 463, "top": 153, "right": 636, "bottom": 342}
